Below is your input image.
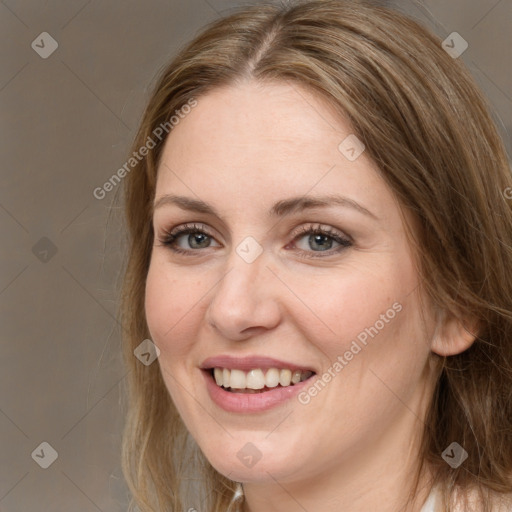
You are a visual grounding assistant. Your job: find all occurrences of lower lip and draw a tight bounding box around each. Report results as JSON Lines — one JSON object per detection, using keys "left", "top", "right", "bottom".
{"left": 201, "top": 370, "right": 315, "bottom": 413}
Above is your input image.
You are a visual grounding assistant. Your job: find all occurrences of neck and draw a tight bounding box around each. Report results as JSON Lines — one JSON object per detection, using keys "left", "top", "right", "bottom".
{"left": 241, "top": 448, "right": 434, "bottom": 512}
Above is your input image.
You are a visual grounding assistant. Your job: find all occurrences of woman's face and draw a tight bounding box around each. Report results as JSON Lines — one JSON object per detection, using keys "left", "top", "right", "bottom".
{"left": 145, "top": 81, "right": 436, "bottom": 485}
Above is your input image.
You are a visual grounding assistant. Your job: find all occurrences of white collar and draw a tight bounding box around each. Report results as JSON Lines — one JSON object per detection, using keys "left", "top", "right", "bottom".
{"left": 419, "top": 485, "right": 439, "bottom": 512}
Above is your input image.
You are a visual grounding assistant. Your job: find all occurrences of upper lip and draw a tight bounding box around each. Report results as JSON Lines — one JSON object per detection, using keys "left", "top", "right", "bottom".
{"left": 200, "top": 355, "right": 317, "bottom": 373}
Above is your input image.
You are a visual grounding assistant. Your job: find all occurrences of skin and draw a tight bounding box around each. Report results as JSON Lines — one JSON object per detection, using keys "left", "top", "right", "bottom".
{"left": 145, "top": 80, "right": 475, "bottom": 512}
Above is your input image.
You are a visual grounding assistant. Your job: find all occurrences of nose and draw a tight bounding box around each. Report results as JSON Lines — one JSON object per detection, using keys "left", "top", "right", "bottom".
{"left": 205, "top": 244, "right": 282, "bottom": 341}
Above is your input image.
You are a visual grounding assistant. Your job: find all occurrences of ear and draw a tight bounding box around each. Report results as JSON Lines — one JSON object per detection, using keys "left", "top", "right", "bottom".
{"left": 430, "top": 310, "right": 479, "bottom": 357}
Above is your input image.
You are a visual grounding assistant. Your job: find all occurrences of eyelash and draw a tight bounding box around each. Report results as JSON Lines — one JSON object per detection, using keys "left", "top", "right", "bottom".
{"left": 156, "top": 222, "right": 352, "bottom": 259}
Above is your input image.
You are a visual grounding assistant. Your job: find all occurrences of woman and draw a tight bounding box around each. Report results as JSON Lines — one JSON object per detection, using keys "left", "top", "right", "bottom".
{"left": 119, "top": 1, "right": 512, "bottom": 510}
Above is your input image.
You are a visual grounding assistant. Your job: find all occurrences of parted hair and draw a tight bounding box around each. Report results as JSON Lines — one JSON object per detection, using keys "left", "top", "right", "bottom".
{"left": 119, "top": 1, "right": 512, "bottom": 510}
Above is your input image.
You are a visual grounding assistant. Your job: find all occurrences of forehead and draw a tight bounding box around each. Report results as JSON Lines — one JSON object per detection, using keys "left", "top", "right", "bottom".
{"left": 154, "top": 81, "right": 396, "bottom": 225}
{"left": 162, "top": 81, "right": 349, "bottom": 158}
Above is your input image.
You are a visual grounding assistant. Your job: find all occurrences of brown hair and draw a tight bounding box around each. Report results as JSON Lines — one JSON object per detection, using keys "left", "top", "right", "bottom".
{"left": 118, "top": 1, "right": 512, "bottom": 510}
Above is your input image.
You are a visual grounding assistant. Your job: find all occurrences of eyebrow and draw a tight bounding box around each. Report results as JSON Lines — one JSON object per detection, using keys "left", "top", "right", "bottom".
{"left": 153, "top": 194, "right": 378, "bottom": 220}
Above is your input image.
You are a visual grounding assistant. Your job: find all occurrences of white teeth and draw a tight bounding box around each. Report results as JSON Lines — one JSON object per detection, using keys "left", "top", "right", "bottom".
{"left": 265, "top": 368, "right": 280, "bottom": 388}
{"left": 211, "top": 367, "right": 313, "bottom": 390}
{"left": 279, "top": 369, "right": 292, "bottom": 386}
{"left": 291, "top": 370, "right": 302, "bottom": 384}
{"left": 246, "top": 369, "right": 265, "bottom": 389}
{"left": 230, "top": 369, "right": 246, "bottom": 389}
{"left": 214, "top": 368, "right": 223, "bottom": 386}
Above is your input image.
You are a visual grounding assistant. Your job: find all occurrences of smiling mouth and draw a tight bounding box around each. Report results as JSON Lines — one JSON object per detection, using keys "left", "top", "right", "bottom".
{"left": 208, "top": 367, "right": 315, "bottom": 393}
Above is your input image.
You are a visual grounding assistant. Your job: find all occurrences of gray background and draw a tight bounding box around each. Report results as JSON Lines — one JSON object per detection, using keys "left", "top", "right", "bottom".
{"left": 1, "top": 0, "right": 510, "bottom": 510}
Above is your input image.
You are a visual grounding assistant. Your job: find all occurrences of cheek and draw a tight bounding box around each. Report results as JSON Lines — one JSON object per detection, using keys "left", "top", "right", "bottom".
{"left": 144, "top": 259, "right": 203, "bottom": 356}
{"left": 282, "top": 261, "right": 410, "bottom": 354}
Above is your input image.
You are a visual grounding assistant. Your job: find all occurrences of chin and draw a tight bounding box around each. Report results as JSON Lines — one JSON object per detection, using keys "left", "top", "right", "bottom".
{"left": 198, "top": 436, "right": 307, "bottom": 483}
